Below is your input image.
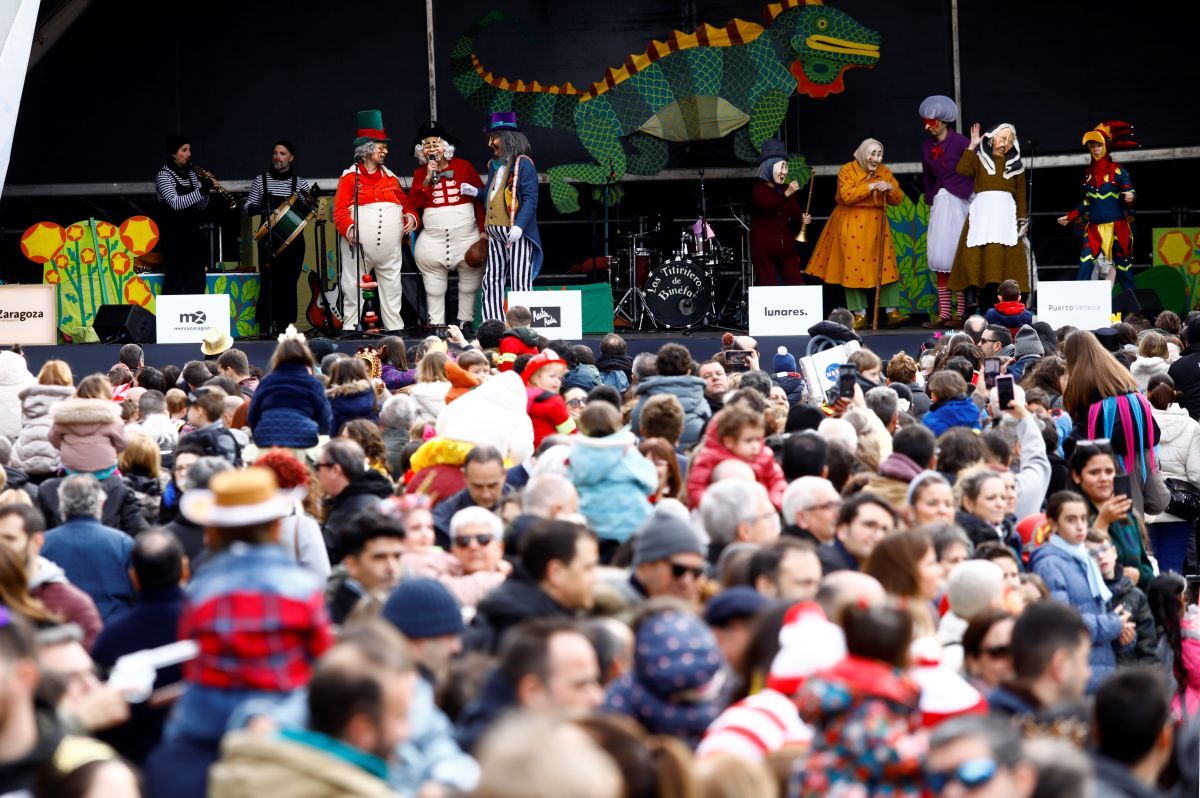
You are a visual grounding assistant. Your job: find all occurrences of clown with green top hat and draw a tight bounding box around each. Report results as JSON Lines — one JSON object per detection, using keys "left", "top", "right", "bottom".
{"left": 333, "top": 109, "right": 420, "bottom": 332}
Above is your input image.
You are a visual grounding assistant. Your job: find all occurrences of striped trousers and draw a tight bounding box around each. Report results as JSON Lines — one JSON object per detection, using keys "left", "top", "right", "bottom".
{"left": 482, "top": 224, "right": 534, "bottom": 322}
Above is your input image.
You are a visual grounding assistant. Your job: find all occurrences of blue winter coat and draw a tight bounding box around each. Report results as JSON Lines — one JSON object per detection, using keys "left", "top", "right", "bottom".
{"left": 248, "top": 363, "right": 333, "bottom": 448}
{"left": 1029, "top": 541, "right": 1124, "bottom": 692}
{"left": 41, "top": 516, "right": 133, "bottom": 622}
{"left": 629, "top": 375, "right": 713, "bottom": 448}
{"left": 326, "top": 380, "right": 378, "bottom": 436}
{"left": 567, "top": 430, "right": 658, "bottom": 543}
{"left": 922, "top": 396, "right": 982, "bottom": 436}
{"left": 484, "top": 154, "right": 542, "bottom": 278}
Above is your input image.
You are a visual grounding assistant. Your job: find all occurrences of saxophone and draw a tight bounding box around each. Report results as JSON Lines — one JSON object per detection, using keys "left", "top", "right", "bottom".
{"left": 191, "top": 165, "right": 240, "bottom": 211}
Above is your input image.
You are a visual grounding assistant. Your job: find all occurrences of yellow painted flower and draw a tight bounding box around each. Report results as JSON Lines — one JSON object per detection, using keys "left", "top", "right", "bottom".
{"left": 111, "top": 252, "right": 132, "bottom": 275}
{"left": 1189, "top": 260, "right": 1200, "bottom": 276}
{"left": 46, "top": 269, "right": 61, "bottom": 285}
{"left": 53, "top": 254, "right": 69, "bottom": 268}
{"left": 96, "top": 221, "right": 117, "bottom": 238}
{"left": 80, "top": 248, "right": 96, "bottom": 265}
{"left": 19, "top": 222, "right": 66, "bottom": 264}
{"left": 66, "top": 224, "right": 85, "bottom": 242}
{"left": 118, "top": 216, "right": 160, "bottom": 256}
{"left": 123, "top": 276, "right": 153, "bottom": 307}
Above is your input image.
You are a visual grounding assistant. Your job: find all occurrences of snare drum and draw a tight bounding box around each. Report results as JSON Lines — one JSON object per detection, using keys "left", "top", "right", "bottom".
{"left": 644, "top": 256, "right": 712, "bottom": 329}
{"left": 255, "top": 190, "right": 319, "bottom": 257}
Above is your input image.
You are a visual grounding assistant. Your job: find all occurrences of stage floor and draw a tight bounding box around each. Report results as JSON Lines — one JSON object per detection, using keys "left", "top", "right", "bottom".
{"left": 17, "top": 325, "right": 932, "bottom": 378}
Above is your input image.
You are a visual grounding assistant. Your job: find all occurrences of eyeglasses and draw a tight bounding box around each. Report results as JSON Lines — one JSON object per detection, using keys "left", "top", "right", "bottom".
{"left": 926, "top": 757, "right": 999, "bottom": 794}
{"left": 670, "top": 562, "right": 706, "bottom": 580}
{"left": 981, "top": 645, "right": 1011, "bottom": 659}
{"left": 315, "top": 462, "right": 335, "bottom": 471}
{"left": 566, "top": 398, "right": 586, "bottom": 408}
{"left": 453, "top": 534, "right": 495, "bottom": 548}
{"left": 1088, "top": 543, "right": 1114, "bottom": 559}
{"left": 809, "top": 500, "right": 841, "bottom": 512}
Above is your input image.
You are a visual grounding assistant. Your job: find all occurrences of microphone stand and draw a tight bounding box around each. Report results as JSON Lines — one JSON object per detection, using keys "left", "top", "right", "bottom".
{"left": 353, "top": 161, "right": 363, "bottom": 335}
{"left": 1024, "top": 138, "right": 1038, "bottom": 308}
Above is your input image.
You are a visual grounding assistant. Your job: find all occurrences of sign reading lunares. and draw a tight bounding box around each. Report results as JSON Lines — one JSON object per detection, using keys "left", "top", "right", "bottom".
{"left": 749, "top": 286, "right": 824, "bottom": 336}
{"left": 0, "top": 285, "right": 56, "bottom": 344}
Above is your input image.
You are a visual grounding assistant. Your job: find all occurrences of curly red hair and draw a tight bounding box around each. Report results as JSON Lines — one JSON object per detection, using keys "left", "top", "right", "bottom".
{"left": 254, "top": 448, "right": 311, "bottom": 489}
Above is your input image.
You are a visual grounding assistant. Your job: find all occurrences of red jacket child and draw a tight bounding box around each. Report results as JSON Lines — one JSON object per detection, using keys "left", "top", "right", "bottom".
{"left": 521, "top": 350, "right": 577, "bottom": 448}
{"left": 686, "top": 405, "right": 786, "bottom": 510}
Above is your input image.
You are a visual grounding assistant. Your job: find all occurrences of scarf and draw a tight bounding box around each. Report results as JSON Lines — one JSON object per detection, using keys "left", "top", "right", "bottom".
{"left": 977, "top": 124, "right": 1024, "bottom": 179}
{"left": 1047, "top": 534, "right": 1111, "bottom": 603}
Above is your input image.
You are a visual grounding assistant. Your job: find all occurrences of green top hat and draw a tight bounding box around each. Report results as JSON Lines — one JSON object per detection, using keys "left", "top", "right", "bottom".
{"left": 354, "top": 110, "right": 390, "bottom": 148}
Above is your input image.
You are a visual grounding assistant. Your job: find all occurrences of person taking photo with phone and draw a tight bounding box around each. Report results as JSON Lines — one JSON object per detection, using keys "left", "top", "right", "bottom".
{"left": 1068, "top": 440, "right": 1154, "bottom": 588}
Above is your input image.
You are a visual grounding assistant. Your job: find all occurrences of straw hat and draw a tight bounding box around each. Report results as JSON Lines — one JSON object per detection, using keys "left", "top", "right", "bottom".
{"left": 180, "top": 467, "right": 300, "bottom": 527}
{"left": 200, "top": 327, "right": 233, "bottom": 356}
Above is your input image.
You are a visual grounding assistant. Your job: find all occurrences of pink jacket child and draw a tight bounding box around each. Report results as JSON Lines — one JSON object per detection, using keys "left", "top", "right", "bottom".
{"left": 1175, "top": 604, "right": 1200, "bottom": 717}
{"left": 49, "top": 397, "right": 126, "bottom": 474}
{"left": 687, "top": 405, "right": 786, "bottom": 510}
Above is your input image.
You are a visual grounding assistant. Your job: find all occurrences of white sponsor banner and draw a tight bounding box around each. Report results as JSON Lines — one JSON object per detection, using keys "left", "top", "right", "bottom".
{"left": 749, "top": 285, "right": 823, "bottom": 336}
{"left": 155, "top": 294, "right": 231, "bottom": 344}
{"left": 0, "top": 284, "right": 55, "bottom": 344}
{"left": 1037, "top": 280, "right": 1112, "bottom": 330}
{"left": 508, "top": 290, "right": 583, "bottom": 340}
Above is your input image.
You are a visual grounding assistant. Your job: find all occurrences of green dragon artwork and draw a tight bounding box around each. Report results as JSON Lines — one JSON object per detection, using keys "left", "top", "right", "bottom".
{"left": 452, "top": 0, "right": 881, "bottom": 213}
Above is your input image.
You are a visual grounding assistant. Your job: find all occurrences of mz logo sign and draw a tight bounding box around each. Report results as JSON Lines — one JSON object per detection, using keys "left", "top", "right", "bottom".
{"left": 531, "top": 306, "right": 561, "bottom": 327}
{"left": 178, "top": 311, "right": 207, "bottom": 325}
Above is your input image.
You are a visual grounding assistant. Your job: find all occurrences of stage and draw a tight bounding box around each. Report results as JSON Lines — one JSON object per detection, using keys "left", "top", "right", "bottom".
{"left": 14, "top": 326, "right": 931, "bottom": 379}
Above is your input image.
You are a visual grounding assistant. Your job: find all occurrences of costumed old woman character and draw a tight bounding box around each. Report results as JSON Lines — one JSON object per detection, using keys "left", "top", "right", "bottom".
{"left": 1057, "top": 121, "right": 1137, "bottom": 290}
{"left": 918, "top": 95, "right": 973, "bottom": 329}
{"left": 806, "top": 138, "right": 907, "bottom": 330}
{"left": 411, "top": 121, "right": 486, "bottom": 333}
{"left": 749, "top": 139, "right": 811, "bottom": 286}
{"left": 949, "top": 123, "right": 1028, "bottom": 312}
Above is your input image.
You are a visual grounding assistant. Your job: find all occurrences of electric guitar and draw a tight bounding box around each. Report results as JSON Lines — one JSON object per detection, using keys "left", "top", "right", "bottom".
{"left": 306, "top": 270, "right": 343, "bottom": 331}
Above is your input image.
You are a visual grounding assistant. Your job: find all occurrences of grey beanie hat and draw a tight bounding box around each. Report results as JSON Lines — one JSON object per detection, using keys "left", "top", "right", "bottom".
{"left": 1014, "top": 325, "right": 1044, "bottom": 359}
{"left": 632, "top": 509, "right": 704, "bottom": 566}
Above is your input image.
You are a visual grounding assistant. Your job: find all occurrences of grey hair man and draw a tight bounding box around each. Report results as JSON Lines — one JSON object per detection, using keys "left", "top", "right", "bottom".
{"left": 865, "top": 385, "right": 900, "bottom": 432}
{"left": 781, "top": 477, "right": 841, "bottom": 545}
{"left": 962, "top": 315, "right": 988, "bottom": 343}
{"left": 380, "top": 393, "right": 415, "bottom": 478}
{"left": 699, "top": 479, "right": 780, "bottom": 563}
{"left": 521, "top": 474, "right": 579, "bottom": 520}
{"left": 41, "top": 475, "right": 133, "bottom": 622}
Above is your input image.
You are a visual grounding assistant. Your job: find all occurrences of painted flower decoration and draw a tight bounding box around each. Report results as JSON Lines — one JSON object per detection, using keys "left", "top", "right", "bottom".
{"left": 80, "top": 248, "right": 96, "bottom": 265}
{"left": 123, "top": 276, "right": 153, "bottom": 307}
{"left": 96, "top": 221, "right": 117, "bottom": 238}
{"left": 111, "top": 252, "right": 132, "bottom": 275}
{"left": 66, "top": 224, "right": 85, "bottom": 242}
{"left": 99, "top": 244, "right": 108, "bottom": 257}
{"left": 46, "top": 269, "right": 61, "bottom": 285}
{"left": 53, "top": 253, "right": 69, "bottom": 268}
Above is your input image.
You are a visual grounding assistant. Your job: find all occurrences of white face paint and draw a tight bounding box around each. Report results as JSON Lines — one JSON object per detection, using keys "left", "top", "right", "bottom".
{"left": 864, "top": 145, "right": 883, "bottom": 172}
{"left": 991, "top": 128, "right": 1014, "bottom": 156}
{"left": 772, "top": 161, "right": 789, "bottom": 184}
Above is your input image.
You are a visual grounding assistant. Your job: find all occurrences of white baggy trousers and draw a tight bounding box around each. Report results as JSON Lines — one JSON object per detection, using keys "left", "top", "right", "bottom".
{"left": 339, "top": 201, "right": 407, "bottom": 331}
{"left": 414, "top": 204, "right": 483, "bottom": 324}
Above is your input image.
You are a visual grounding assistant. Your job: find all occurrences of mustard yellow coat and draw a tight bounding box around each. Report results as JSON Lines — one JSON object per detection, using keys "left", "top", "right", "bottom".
{"left": 805, "top": 160, "right": 904, "bottom": 289}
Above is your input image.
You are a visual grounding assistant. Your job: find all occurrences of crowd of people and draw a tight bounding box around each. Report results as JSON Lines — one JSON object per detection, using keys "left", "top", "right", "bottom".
{"left": 0, "top": 304, "right": 1198, "bottom": 798}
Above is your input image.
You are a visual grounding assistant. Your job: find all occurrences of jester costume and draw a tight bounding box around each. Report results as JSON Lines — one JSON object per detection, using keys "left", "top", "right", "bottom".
{"left": 1066, "top": 121, "right": 1137, "bottom": 290}
{"left": 481, "top": 112, "right": 543, "bottom": 322}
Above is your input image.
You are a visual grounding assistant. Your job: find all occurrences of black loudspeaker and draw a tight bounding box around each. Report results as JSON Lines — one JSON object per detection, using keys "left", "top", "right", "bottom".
{"left": 1112, "top": 289, "right": 1163, "bottom": 319}
{"left": 93, "top": 304, "right": 156, "bottom": 344}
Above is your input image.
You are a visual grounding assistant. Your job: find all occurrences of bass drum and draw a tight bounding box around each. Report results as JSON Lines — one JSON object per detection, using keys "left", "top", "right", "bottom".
{"left": 644, "top": 256, "right": 712, "bottom": 329}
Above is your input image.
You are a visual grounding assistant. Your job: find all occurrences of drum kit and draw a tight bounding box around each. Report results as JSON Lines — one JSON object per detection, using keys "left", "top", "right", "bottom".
{"left": 613, "top": 205, "right": 752, "bottom": 331}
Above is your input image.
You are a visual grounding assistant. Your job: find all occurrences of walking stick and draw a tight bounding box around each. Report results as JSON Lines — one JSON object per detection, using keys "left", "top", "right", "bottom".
{"left": 871, "top": 179, "right": 884, "bottom": 331}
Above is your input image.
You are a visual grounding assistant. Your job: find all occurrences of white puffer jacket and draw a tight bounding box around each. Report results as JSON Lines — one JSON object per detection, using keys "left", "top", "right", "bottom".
{"left": 13, "top": 384, "right": 74, "bottom": 475}
{"left": 1149, "top": 403, "right": 1200, "bottom": 523}
{"left": 1131, "top": 356, "right": 1170, "bottom": 392}
{"left": 0, "top": 351, "right": 35, "bottom": 444}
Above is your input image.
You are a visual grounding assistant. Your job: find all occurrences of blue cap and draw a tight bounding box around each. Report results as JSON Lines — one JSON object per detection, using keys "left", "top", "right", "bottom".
{"left": 382, "top": 579, "right": 464, "bottom": 640}
{"left": 703, "top": 587, "right": 769, "bottom": 628}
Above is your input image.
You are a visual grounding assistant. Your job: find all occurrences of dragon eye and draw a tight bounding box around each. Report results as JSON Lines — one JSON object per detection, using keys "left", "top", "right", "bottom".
{"left": 815, "top": 17, "right": 829, "bottom": 30}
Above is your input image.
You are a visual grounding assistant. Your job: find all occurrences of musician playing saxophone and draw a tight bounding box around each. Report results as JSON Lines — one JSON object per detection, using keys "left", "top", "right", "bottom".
{"left": 245, "top": 140, "right": 313, "bottom": 335}
{"left": 155, "top": 134, "right": 215, "bottom": 295}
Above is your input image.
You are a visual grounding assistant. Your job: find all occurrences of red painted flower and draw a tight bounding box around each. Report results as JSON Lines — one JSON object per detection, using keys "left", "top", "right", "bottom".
{"left": 46, "top": 269, "right": 61, "bottom": 285}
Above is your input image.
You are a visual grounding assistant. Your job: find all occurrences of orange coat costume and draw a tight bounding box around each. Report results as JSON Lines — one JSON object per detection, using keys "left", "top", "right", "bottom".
{"left": 805, "top": 161, "right": 903, "bottom": 289}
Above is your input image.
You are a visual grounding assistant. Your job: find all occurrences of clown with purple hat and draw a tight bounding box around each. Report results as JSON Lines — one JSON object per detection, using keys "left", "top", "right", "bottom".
{"left": 480, "top": 112, "right": 543, "bottom": 322}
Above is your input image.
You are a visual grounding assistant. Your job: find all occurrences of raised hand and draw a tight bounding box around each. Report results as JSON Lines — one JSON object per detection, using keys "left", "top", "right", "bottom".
{"left": 970, "top": 123, "right": 983, "bottom": 150}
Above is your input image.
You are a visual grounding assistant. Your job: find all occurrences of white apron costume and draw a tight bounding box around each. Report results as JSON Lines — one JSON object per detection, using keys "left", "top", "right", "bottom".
{"left": 927, "top": 188, "right": 972, "bottom": 273}
{"left": 414, "top": 201, "right": 483, "bottom": 324}
{"left": 966, "top": 191, "right": 1018, "bottom": 248}
{"left": 339, "top": 201, "right": 407, "bottom": 331}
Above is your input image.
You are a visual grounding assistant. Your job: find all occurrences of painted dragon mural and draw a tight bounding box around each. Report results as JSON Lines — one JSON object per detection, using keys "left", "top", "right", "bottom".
{"left": 452, "top": 0, "right": 881, "bottom": 213}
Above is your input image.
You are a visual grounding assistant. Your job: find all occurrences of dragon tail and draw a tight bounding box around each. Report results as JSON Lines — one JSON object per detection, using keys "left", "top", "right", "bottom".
{"left": 450, "top": 10, "right": 581, "bottom": 132}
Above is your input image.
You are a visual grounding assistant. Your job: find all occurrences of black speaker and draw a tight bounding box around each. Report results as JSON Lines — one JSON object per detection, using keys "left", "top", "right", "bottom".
{"left": 93, "top": 304, "right": 156, "bottom": 344}
{"left": 1112, "top": 289, "right": 1162, "bottom": 319}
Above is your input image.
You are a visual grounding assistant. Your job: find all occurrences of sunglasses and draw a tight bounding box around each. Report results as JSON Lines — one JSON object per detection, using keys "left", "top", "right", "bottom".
{"left": 1076, "top": 438, "right": 1112, "bottom": 454}
{"left": 453, "top": 534, "right": 495, "bottom": 548}
{"left": 981, "top": 645, "right": 1011, "bottom": 659}
{"left": 926, "top": 757, "right": 999, "bottom": 794}
{"left": 670, "top": 562, "right": 706, "bottom": 580}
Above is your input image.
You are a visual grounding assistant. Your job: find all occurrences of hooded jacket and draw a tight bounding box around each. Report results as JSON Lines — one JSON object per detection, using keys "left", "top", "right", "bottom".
{"left": 325, "top": 379, "right": 378, "bottom": 435}
{"left": 1148, "top": 403, "right": 1200, "bottom": 523}
{"left": 562, "top": 363, "right": 601, "bottom": 393}
{"left": 685, "top": 416, "right": 787, "bottom": 509}
{"left": 435, "top": 371, "right": 534, "bottom": 465}
{"left": 863, "top": 453, "right": 925, "bottom": 507}
{"left": 1029, "top": 541, "right": 1123, "bottom": 691}
{"left": 567, "top": 429, "right": 658, "bottom": 543}
{"left": 48, "top": 398, "right": 126, "bottom": 473}
{"left": 13, "top": 384, "right": 74, "bottom": 475}
{"left": 0, "top": 350, "right": 35, "bottom": 444}
{"left": 209, "top": 729, "right": 393, "bottom": 798}
{"left": 29, "top": 556, "right": 102, "bottom": 649}
{"left": 468, "top": 569, "right": 571, "bottom": 653}
{"left": 497, "top": 327, "right": 539, "bottom": 372}
{"left": 984, "top": 301, "right": 1033, "bottom": 333}
{"left": 922, "top": 395, "right": 981, "bottom": 436}
{"left": 321, "top": 470, "right": 394, "bottom": 562}
{"left": 1104, "top": 573, "right": 1157, "bottom": 665}
{"left": 1130, "top": 356, "right": 1169, "bottom": 392}
{"left": 629, "top": 375, "right": 713, "bottom": 449}
{"left": 596, "top": 352, "right": 632, "bottom": 393}
{"left": 409, "top": 380, "right": 451, "bottom": 424}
